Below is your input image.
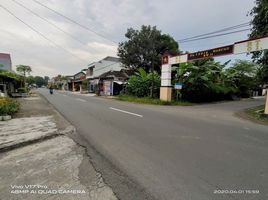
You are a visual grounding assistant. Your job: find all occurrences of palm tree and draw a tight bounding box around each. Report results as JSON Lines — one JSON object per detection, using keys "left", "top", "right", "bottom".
{"left": 16, "top": 65, "right": 32, "bottom": 87}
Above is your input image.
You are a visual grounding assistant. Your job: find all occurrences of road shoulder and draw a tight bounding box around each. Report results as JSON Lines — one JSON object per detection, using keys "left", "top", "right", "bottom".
{"left": 0, "top": 92, "right": 117, "bottom": 200}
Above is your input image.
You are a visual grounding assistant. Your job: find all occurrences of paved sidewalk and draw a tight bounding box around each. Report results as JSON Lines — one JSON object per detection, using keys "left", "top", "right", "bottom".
{"left": 0, "top": 93, "right": 117, "bottom": 200}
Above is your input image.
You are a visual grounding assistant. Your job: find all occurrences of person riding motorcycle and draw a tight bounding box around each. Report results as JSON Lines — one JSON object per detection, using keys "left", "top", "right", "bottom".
{"left": 49, "top": 85, "right": 53, "bottom": 94}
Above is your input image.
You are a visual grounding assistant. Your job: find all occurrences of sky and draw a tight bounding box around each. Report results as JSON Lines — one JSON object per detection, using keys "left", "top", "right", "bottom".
{"left": 0, "top": 0, "right": 255, "bottom": 77}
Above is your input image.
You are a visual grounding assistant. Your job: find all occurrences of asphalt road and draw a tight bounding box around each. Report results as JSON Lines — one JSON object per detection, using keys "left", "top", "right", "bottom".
{"left": 39, "top": 89, "right": 268, "bottom": 200}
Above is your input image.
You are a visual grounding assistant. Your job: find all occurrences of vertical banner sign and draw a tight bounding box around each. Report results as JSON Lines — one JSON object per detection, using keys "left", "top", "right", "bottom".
{"left": 161, "top": 54, "right": 172, "bottom": 87}
{"left": 162, "top": 55, "right": 169, "bottom": 64}
{"left": 161, "top": 64, "right": 172, "bottom": 86}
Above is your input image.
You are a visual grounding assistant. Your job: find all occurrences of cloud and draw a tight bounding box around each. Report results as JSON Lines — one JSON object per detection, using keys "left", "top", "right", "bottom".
{"left": 0, "top": 0, "right": 255, "bottom": 77}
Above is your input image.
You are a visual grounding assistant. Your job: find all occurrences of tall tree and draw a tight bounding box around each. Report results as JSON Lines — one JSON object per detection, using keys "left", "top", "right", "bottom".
{"left": 118, "top": 25, "right": 179, "bottom": 97}
{"left": 44, "top": 76, "right": 49, "bottom": 86}
{"left": 118, "top": 25, "right": 180, "bottom": 73}
{"left": 26, "top": 76, "right": 35, "bottom": 85}
{"left": 225, "top": 60, "right": 259, "bottom": 97}
{"left": 16, "top": 65, "right": 32, "bottom": 87}
{"left": 34, "top": 76, "right": 46, "bottom": 87}
{"left": 249, "top": 0, "right": 268, "bottom": 84}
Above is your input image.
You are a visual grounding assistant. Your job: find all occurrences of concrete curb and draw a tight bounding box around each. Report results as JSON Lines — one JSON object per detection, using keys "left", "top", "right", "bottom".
{"left": 234, "top": 108, "right": 268, "bottom": 126}
{"left": 0, "top": 93, "right": 77, "bottom": 153}
{"left": 0, "top": 125, "right": 75, "bottom": 153}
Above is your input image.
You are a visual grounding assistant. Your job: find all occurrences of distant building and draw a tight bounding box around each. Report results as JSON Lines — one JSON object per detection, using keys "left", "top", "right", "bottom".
{"left": 86, "top": 56, "right": 129, "bottom": 95}
{"left": 0, "top": 53, "right": 20, "bottom": 96}
{"left": 70, "top": 71, "right": 86, "bottom": 92}
{"left": 0, "top": 53, "right": 12, "bottom": 71}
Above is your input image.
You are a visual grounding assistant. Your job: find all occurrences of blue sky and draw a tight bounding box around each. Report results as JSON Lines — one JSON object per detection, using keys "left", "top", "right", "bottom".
{"left": 0, "top": 0, "right": 255, "bottom": 76}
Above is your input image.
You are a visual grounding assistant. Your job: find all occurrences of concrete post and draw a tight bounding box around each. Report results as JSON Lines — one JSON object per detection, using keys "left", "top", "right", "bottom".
{"left": 72, "top": 82, "right": 75, "bottom": 92}
{"left": 160, "top": 87, "right": 172, "bottom": 101}
{"left": 265, "top": 88, "right": 268, "bottom": 115}
{"left": 160, "top": 54, "right": 172, "bottom": 102}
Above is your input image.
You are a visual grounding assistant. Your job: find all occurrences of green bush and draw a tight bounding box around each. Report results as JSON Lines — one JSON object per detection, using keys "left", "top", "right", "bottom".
{"left": 117, "top": 94, "right": 193, "bottom": 106}
{"left": 82, "top": 80, "right": 88, "bottom": 90}
{"left": 124, "top": 68, "right": 160, "bottom": 97}
{"left": 0, "top": 97, "right": 20, "bottom": 115}
{"left": 17, "top": 87, "right": 28, "bottom": 93}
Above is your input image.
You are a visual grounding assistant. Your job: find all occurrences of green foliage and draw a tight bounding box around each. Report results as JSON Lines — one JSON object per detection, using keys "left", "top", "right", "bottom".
{"left": 53, "top": 75, "right": 67, "bottom": 90}
{"left": 0, "top": 70, "right": 22, "bottom": 81}
{"left": 26, "top": 76, "right": 35, "bottom": 85}
{"left": 171, "top": 60, "right": 231, "bottom": 102}
{"left": 16, "top": 65, "right": 32, "bottom": 87}
{"left": 44, "top": 76, "right": 49, "bottom": 85}
{"left": 124, "top": 68, "right": 160, "bottom": 97}
{"left": 249, "top": 0, "right": 268, "bottom": 84}
{"left": 0, "top": 97, "right": 20, "bottom": 115}
{"left": 17, "top": 87, "right": 28, "bottom": 93}
{"left": 35, "top": 76, "right": 46, "bottom": 87}
{"left": 172, "top": 59, "right": 260, "bottom": 102}
{"left": 16, "top": 65, "right": 32, "bottom": 76}
{"left": 241, "top": 105, "right": 268, "bottom": 125}
{"left": 225, "top": 60, "right": 260, "bottom": 97}
{"left": 82, "top": 80, "right": 88, "bottom": 90}
{"left": 117, "top": 94, "right": 192, "bottom": 106}
{"left": 118, "top": 25, "right": 180, "bottom": 73}
{"left": 27, "top": 76, "right": 48, "bottom": 87}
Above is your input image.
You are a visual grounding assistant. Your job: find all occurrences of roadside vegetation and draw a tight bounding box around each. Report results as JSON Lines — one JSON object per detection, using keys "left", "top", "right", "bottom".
{"left": 117, "top": 25, "right": 264, "bottom": 104}
{"left": 236, "top": 105, "right": 268, "bottom": 125}
{"left": 27, "top": 75, "right": 49, "bottom": 88}
{"left": 0, "top": 97, "right": 20, "bottom": 116}
{"left": 116, "top": 0, "right": 268, "bottom": 105}
{"left": 117, "top": 94, "right": 193, "bottom": 106}
{"left": 0, "top": 70, "right": 22, "bottom": 81}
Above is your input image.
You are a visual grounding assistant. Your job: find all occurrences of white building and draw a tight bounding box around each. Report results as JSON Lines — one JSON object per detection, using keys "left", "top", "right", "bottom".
{"left": 0, "top": 53, "right": 12, "bottom": 71}
{"left": 86, "top": 56, "right": 126, "bottom": 95}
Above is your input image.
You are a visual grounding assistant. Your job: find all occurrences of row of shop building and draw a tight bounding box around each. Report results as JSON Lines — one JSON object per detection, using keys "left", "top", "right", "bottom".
{"left": 0, "top": 53, "right": 20, "bottom": 96}
{"left": 0, "top": 53, "right": 132, "bottom": 97}
{"left": 61, "top": 56, "right": 133, "bottom": 96}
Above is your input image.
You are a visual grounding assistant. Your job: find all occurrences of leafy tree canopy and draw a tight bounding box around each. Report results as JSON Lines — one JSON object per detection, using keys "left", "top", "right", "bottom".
{"left": 26, "top": 76, "right": 48, "bottom": 87}
{"left": 249, "top": 0, "right": 268, "bottom": 83}
{"left": 0, "top": 69, "right": 22, "bottom": 81}
{"left": 16, "top": 65, "right": 32, "bottom": 76}
{"left": 118, "top": 25, "right": 180, "bottom": 73}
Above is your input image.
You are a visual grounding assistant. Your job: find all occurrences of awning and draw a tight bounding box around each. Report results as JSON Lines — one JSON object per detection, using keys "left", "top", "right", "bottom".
{"left": 113, "top": 81, "right": 125, "bottom": 85}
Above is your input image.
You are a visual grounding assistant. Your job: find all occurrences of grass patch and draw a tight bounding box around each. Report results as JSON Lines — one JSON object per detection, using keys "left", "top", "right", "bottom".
{"left": 115, "top": 95, "right": 193, "bottom": 106}
{"left": 237, "top": 105, "right": 268, "bottom": 125}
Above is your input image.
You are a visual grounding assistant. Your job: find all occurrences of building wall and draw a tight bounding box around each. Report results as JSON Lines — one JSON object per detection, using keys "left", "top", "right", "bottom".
{"left": 0, "top": 54, "right": 12, "bottom": 71}
{"left": 86, "top": 57, "right": 123, "bottom": 80}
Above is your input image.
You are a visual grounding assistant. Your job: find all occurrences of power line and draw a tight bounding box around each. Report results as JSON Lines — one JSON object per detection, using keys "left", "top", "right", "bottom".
{"left": 31, "top": 0, "right": 118, "bottom": 45}
{"left": 178, "top": 22, "right": 250, "bottom": 42}
{"left": 179, "top": 28, "right": 250, "bottom": 43}
{"left": 0, "top": 3, "right": 88, "bottom": 63}
{"left": 11, "top": 0, "right": 86, "bottom": 46}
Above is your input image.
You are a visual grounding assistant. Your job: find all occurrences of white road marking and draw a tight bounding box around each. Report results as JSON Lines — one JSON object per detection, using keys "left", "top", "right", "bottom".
{"left": 62, "top": 94, "right": 67, "bottom": 97}
{"left": 75, "top": 98, "right": 86, "bottom": 102}
{"left": 109, "top": 107, "right": 143, "bottom": 118}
